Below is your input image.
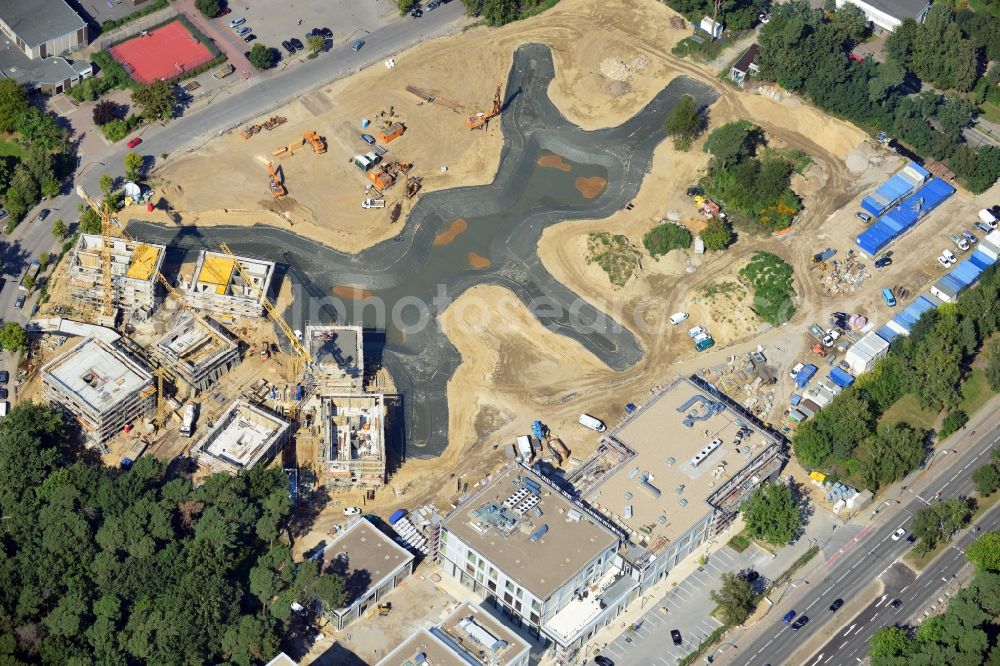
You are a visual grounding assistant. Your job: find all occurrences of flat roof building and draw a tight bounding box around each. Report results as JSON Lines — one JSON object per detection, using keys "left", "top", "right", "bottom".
{"left": 184, "top": 251, "right": 275, "bottom": 319}
{"left": 317, "top": 518, "right": 415, "bottom": 630}
{"left": 305, "top": 325, "right": 364, "bottom": 392}
{"left": 0, "top": 0, "right": 87, "bottom": 61}
{"left": 41, "top": 337, "right": 155, "bottom": 445}
{"left": 835, "top": 0, "right": 931, "bottom": 32}
{"left": 192, "top": 399, "right": 291, "bottom": 474}
{"left": 68, "top": 234, "right": 165, "bottom": 319}
{"left": 151, "top": 314, "right": 241, "bottom": 394}
{"left": 378, "top": 602, "right": 530, "bottom": 666}
{"left": 439, "top": 465, "right": 623, "bottom": 645}
{"left": 317, "top": 393, "right": 386, "bottom": 490}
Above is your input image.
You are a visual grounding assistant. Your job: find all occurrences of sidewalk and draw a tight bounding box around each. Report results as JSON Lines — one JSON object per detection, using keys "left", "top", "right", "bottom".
{"left": 172, "top": 0, "right": 255, "bottom": 78}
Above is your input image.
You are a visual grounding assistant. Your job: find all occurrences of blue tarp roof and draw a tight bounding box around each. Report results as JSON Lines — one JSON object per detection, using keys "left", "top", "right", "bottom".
{"left": 857, "top": 178, "right": 955, "bottom": 256}
{"left": 939, "top": 274, "right": 965, "bottom": 293}
{"left": 970, "top": 250, "right": 996, "bottom": 270}
{"left": 896, "top": 296, "right": 937, "bottom": 329}
{"left": 828, "top": 366, "right": 855, "bottom": 388}
{"left": 876, "top": 325, "right": 899, "bottom": 343}
{"left": 890, "top": 314, "right": 912, "bottom": 333}
{"left": 796, "top": 364, "right": 818, "bottom": 388}
{"left": 860, "top": 162, "right": 930, "bottom": 217}
{"left": 952, "top": 260, "right": 983, "bottom": 286}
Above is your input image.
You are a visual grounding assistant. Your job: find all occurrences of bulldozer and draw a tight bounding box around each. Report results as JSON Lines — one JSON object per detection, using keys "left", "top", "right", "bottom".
{"left": 466, "top": 82, "right": 503, "bottom": 130}
{"left": 304, "top": 130, "right": 326, "bottom": 154}
{"left": 267, "top": 161, "right": 286, "bottom": 198}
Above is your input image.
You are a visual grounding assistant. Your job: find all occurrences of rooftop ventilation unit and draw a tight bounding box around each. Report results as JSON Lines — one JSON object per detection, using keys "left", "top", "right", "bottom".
{"left": 679, "top": 498, "right": 688, "bottom": 507}
{"left": 690, "top": 438, "right": 723, "bottom": 468}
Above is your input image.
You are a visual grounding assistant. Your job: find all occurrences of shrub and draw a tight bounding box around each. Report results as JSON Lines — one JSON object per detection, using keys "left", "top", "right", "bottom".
{"left": 101, "top": 119, "right": 129, "bottom": 142}
{"left": 92, "top": 100, "right": 118, "bottom": 126}
{"left": 643, "top": 223, "right": 692, "bottom": 257}
{"left": 701, "top": 219, "right": 734, "bottom": 251}
{"left": 738, "top": 252, "right": 796, "bottom": 325}
{"left": 249, "top": 43, "right": 276, "bottom": 70}
{"left": 939, "top": 409, "right": 968, "bottom": 439}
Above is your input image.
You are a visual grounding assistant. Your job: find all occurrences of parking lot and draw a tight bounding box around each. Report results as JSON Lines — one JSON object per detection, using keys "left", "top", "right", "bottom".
{"left": 207, "top": 0, "right": 403, "bottom": 64}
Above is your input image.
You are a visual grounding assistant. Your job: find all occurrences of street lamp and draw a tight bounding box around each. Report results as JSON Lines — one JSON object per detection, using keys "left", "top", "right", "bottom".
{"left": 870, "top": 499, "right": 900, "bottom": 520}
{"left": 925, "top": 448, "right": 956, "bottom": 471}
{"left": 705, "top": 642, "right": 739, "bottom": 663}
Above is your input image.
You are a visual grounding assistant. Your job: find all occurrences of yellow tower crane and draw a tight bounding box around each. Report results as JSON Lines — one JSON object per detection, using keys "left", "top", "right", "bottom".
{"left": 76, "top": 185, "right": 117, "bottom": 326}
{"left": 218, "top": 242, "right": 313, "bottom": 381}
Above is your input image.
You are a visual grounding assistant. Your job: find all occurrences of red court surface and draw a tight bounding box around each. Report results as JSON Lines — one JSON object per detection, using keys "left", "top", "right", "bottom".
{"left": 109, "top": 21, "right": 214, "bottom": 84}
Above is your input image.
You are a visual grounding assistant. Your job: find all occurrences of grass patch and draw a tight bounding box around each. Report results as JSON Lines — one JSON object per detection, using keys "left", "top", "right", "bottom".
{"left": 768, "top": 545, "right": 820, "bottom": 591}
{"left": 677, "top": 625, "right": 727, "bottom": 666}
{"left": 698, "top": 280, "right": 745, "bottom": 299}
{"left": 738, "top": 252, "right": 796, "bottom": 325}
{"left": 903, "top": 539, "right": 947, "bottom": 570}
{"left": 765, "top": 148, "right": 812, "bottom": 174}
{"left": 586, "top": 232, "right": 640, "bottom": 288}
{"left": 0, "top": 134, "right": 25, "bottom": 159}
{"left": 880, "top": 393, "right": 938, "bottom": 430}
{"left": 643, "top": 222, "right": 691, "bottom": 258}
{"left": 959, "top": 369, "right": 993, "bottom": 416}
{"left": 979, "top": 102, "right": 1000, "bottom": 125}
{"left": 671, "top": 35, "right": 725, "bottom": 62}
{"left": 728, "top": 531, "right": 751, "bottom": 553}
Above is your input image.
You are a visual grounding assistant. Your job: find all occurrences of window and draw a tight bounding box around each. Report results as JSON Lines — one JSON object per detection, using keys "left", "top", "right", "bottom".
{"left": 466, "top": 564, "right": 475, "bottom": 575}
{"left": 504, "top": 592, "right": 513, "bottom": 604}
{"left": 514, "top": 600, "right": 522, "bottom": 611}
{"left": 488, "top": 580, "right": 497, "bottom": 591}
{"left": 531, "top": 600, "right": 541, "bottom": 613}
{"left": 505, "top": 580, "right": 514, "bottom": 592}
{"left": 515, "top": 588, "right": 523, "bottom": 599}
{"left": 530, "top": 613, "right": 540, "bottom": 624}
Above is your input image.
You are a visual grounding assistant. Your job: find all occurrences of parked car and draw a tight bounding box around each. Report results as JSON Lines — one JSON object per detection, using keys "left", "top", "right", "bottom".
{"left": 829, "top": 598, "right": 844, "bottom": 612}
{"left": 37, "top": 208, "right": 50, "bottom": 221}
{"left": 213, "top": 6, "right": 232, "bottom": 18}
{"left": 670, "top": 630, "right": 682, "bottom": 646}
{"left": 290, "top": 37, "right": 304, "bottom": 51}
{"left": 228, "top": 17, "right": 245, "bottom": 28}
{"left": 594, "top": 657, "right": 614, "bottom": 666}
{"left": 962, "top": 230, "right": 977, "bottom": 244}
{"left": 127, "top": 137, "right": 142, "bottom": 148}
{"left": 892, "top": 527, "right": 906, "bottom": 541}
{"left": 352, "top": 39, "right": 365, "bottom": 51}
{"left": 282, "top": 40, "right": 294, "bottom": 53}
{"left": 321, "top": 27, "right": 333, "bottom": 38}
{"left": 950, "top": 233, "right": 970, "bottom": 251}
{"left": 669, "top": 312, "right": 689, "bottom": 325}
{"left": 360, "top": 133, "right": 376, "bottom": 146}
{"left": 881, "top": 288, "right": 896, "bottom": 307}
{"left": 791, "top": 615, "right": 810, "bottom": 630}
{"left": 14, "top": 294, "right": 25, "bottom": 309}
{"left": 937, "top": 255, "right": 952, "bottom": 268}
{"left": 975, "top": 221, "right": 994, "bottom": 234}
{"left": 782, "top": 610, "right": 797, "bottom": 624}
{"left": 686, "top": 186, "right": 702, "bottom": 197}
{"left": 243, "top": 33, "right": 256, "bottom": 43}
{"left": 0, "top": 372, "right": 8, "bottom": 384}
{"left": 236, "top": 26, "right": 252, "bottom": 36}
{"left": 874, "top": 256, "right": 892, "bottom": 269}
{"left": 411, "top": 8, "right": 424, "bottom": 17}
{"left": 0, "top": 208, "right": 8, "bottom": 222}
{"left": 428, "top": 0, "right": 441, "bottom": 8}
{"left": 758, "top": 12, "right": 771, "bottom": 23}
{"left": 942, "top": 248, "right": 957, "bottom": 263}
{"left": 0, "top": 389, "right": 7, "bottom": 400}
{"left": 891, "top": 599, "right": 902, "bottom": 608}
{"left": 855, "top": 211, "right": 872, "bottom": 223}
{"left": 342, "top": 507, "right": 362, "bottom": 516}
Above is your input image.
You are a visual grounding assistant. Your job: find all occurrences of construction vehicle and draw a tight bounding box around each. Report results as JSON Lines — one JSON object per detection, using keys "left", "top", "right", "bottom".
{"left": 218, "top": 243, "right": 314, "bottom": 381}
{"left": 362, "top": 198, "right": 385, "bottom": 209}
{"left": 75, "top": 185, "right": 117, "bottom": 326}
{"left": 368, "top": 168, "right": 395, "bottom": 190}
{"left": 242, "top": 116, "right": 287, "bottom": 139}
{"left": 266, "top": 161, "right": 287, "bottom": 198}
{"left": 377, "top": 602, "right": 392, "bottom": 616}
{"left": 466, "top": 82, "right": 503, "bottom": 130}
{"left": 304, "top": 130, "right": 326, "bottom": 154}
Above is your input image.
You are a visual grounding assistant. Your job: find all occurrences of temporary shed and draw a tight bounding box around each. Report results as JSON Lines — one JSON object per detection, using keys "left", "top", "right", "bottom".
{"left": 875, "top": 324, "right": 898, "bottom": 343}
{"left": 856, "top": 178, "right": 955, "bottom": 256}
{"left": 930, "top": 275, "right": 961, "bottom": 303}
{"left": 860, "top": 162, "right": 929, "bottom": 218}
{"left": 699, "top": 16, "right": 724, "bottom": 38}
{"left": 844, "top": 330, "right": 890, "bottom": 374}
{"left": 951, "top": 260, "right": 983, "bottom": 287}
{"left": 856, "top": 222, "right": 895, "bottom": 257}
{"left": 379, "top": 123, "right": 405, "bottom": 143}
{"left": 893, "top": 295, "right": 937, "bottom": 332}
{"left": 797, "top": 402, "right": 815, "bottom": 418}
{"left": 978, "top": 237, "right": 1000, "bottom": 260}
{"left": 795, "top": 364, "right": 818, "bottom": 388}
{"left": 970, "top": 250, "right": 996, "bottom": 270}
{"left": 787, "top": 409, "right": 806, "bottom": 424}
{"left": 828, "top": 366, "right": 855, "bottom": 389}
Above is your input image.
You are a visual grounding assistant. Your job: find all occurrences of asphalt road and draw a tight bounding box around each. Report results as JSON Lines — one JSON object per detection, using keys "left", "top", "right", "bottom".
{"left": 729, "top": 421, "right": 1000, "bottom": 666}
{"left": 805, "top": 494, "right": 1000, "bottom": 666}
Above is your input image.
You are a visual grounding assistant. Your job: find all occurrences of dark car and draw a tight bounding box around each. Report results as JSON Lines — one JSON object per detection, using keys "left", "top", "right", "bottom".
{"left": 743, "top": 570, "right": 760, "bottom": 583}
{"left": 213, "top": 6, "right": 232, "bottom": 18}
{"left": 791, "top": 615, "right": 810, "bottom": 630}
{"left": 37, "top": 208, "right": 50, "bottom": 221}
{"left": 874, "top": 256, "right": 892, "bottom": 269}
{"left": 0, "top": 371, "right": 8, "bottom": 384}
{"left": 351, "top": 39, "right": 365, "bottom": 51}
{"left": 0, "top": 208, "right": 7, "bottom": 221}
{"left": 891, "top": 599, "right": 902, "bottom": 609}
{"left": 282, "top": 40, "right": 294, "bottom": 53}
{"left": 686, "top": 186, "right": 702, "bottom": 196}
{"left": 594, "top": 657, "right": 614, "bottom": 666}
{"left": 290, "top": 37, "right": 304, "bottom": 51}
{"left": 360, "top": 133, "right": 376, "bottom": 146}
{"left": 321, "top": 27, "right": 333, "bottom": 38}
{"left": 782, "top": 610, "right": 797, "bottom": 624}
{"left": 829, "top": 598, "right": 844, "bottom": 612}
{"left": 411, "top": 8, "right": 423, "bottom": 16}
{"left": 427, "top": 0, "right": 441, "bottom": 8}
{"left": 670, "top": 629, "right": 682, "bottom": 646}
{"left": 0, "top": 389, "right": 7, "bottom": 399}
{"left": 14, "top": 295, "right": 24, "bottom": 309}
{"left": 243, "top": 33, "right": 256, "bottom": 43}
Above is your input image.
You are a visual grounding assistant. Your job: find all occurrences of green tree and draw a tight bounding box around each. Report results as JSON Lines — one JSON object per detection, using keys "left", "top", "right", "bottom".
{"left": 14, "top": 107, "right": 67, "bottom": 151}
{"left": 92, "top": 99, "right": 117, "bottom": 126}
{"left": 306, "top": 34, "right": 326, "bottom": 56}
{"left": 0, "top": 322, "right": 27, "bottom": 352}
{"left": 910, "top": 311, "right": 963, "bottom": 410}
{"left": 710, "top": 572, "right": 754, "bottom": 625}
{"left": 131, "top": 80, "right": 176, "bottom": 121}
{"left": 4, "top": 163, "right": 41, "bottom": 223}
{"left": 51, "top": 218, "right": 67, "bottom": 240}
{"left": 99, "top": 173, "right": 114, "bottom": 197}
{"left": 914, "top": 498, "right": 974, "bottom": 550}
{"left": 643, "top": 223, "right": 692, "bottom": 257}
{"left": 869, "top": 626, "right": 910, "bottom": 662}
{"left": 739, "top": 252, "right": 796, "bottom": 325}
{"left": 22, "top": 144, "right": 60, "bottom": 198}
{"left": 704, "top": 120, "right": 761, "bottom": 168}
{"left": 664, "top": 95, "right": 704, "bottom": 150}
{"left": 101, "top": 118, "right": 129, "bottom": 143}
{"left": 79, "top": 206, "right": 101, "bottom": 235}
{"left": 249, "top": 43, "right": 276, "bottom": 71}
{"left": 194, "top": 0, "right": 220, "bottom": 18}
{"left": 395, "top": 0, "right": 420, "bottom": 14}
{"left": 967, "top": 533, "right": 1000, "bottom": 572}
{"left": 0, "top": 79, "right": 29, "bottom": 133}
{"left": 124, "top": 152, "right": 143, "bottom": 182}
{"left": 741, "top": 482, "right": 800, "bottom": 545}
{"left": 700, "top": 219, "right": 733, "bottom": 251}
{"left": 973, "top": 462, "right": 1000, "bottom": 496}
{"left": 987, "top": 339, "right": 1000, "bottom": 392}
{"left": 940, "top": 409, "right": 968, "bottom": 439}
{"left": 862, "top": 423, "right": 926, "bottom": 489}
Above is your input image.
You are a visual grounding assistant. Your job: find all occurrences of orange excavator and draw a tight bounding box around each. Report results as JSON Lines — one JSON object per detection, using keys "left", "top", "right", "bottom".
{"left": 267, "top": 161, "right": 286, "bottom": 198}
{"left": 304, "top": 130, "right": 326, "bottom": 154}
{"left": 466, "top": 82, "right": 503, "bottom": 130}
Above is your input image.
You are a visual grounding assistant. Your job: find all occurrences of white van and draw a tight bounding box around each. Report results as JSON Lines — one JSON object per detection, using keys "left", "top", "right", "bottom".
{"left": 579, "top": 413, "right": 606, "bottom": 432}
{"left": 0, "top": 401, "right": 8, "bottom": 418}
{"left": 669, "top": 312, "right": 689, "bottom": 325}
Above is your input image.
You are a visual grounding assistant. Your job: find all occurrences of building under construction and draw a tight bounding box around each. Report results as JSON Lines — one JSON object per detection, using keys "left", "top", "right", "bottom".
{"left": 41, "top": 337, "right": 156, "bottom": 445}
{"left": 68, "top": 234, "right": 165, "bottom": 319}
{"left": 318, "top": 393, "right": 386, "bottom": 490}
{"left": 183, "top": 251, "right": 275, "bottom": 319}
{"left": 151, "top": 313, "right": 241, "bottom": 394}
{"left": 305, "top": 325, "right": 364, "bottom": 392}
{"left": 192, "top": 399, "right": 292, "bottom": 474}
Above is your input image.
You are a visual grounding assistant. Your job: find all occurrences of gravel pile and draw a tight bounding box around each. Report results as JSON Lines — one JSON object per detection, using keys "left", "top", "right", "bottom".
{"left": 600, "top": 56, "right": 648, "bottom": 81}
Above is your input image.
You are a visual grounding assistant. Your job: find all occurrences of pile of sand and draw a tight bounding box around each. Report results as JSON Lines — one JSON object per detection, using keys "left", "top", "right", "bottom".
{"left": 599, "top": 56, "right": 649, "bottom": 81}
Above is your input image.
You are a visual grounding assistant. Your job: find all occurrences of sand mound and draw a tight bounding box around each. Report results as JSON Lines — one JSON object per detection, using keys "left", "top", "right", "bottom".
{"left": 600, "top": 56, "right": 649, "bottom": 81}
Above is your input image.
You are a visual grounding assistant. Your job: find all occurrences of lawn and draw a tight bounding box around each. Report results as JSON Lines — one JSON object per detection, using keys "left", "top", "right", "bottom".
{"left": 980, "top": 102, "right": 1000, "bottom": 125}
{"left": 880, "top": 393, "right": 938, "bottom": 430}
{"left": 0, "top": 134, "right": 25, "bottom": 159}
{"left": 959, "top": 369, "right": 992, "bottom": 416}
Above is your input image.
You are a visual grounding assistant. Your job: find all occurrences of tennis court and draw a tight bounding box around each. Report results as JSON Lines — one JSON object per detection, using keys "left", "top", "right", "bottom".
{"left": 109, "top": 21, "right": 214, "bottom": 84}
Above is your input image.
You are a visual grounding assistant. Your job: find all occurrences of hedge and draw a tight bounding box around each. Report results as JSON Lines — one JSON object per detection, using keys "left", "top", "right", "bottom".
{"left": 98, "top": 0, "right": 169, "bottom": 35}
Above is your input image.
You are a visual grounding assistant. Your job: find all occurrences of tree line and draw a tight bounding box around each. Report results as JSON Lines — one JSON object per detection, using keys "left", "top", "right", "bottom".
{"left": 0, "top": 403, "right": 346, "bottom": 664}
{"left": 794, "top": 263, "right": 1000, "bottom": 489}
{"left": 870, "top": 531, "right": 1000, "bottom": 665}
{"left": 758, "top": 2, "right": 1000, "bottom": 193}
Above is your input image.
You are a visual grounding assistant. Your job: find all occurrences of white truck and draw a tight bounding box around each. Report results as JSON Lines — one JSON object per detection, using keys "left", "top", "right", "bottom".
{"left": 179, "top": 404, "right": 197, "bottom": 438}
{"left": 362, "top": 198, "right": 385, "bottom": 209}
{"left": 979, "top": 208, "right": 998, "bottom": 230}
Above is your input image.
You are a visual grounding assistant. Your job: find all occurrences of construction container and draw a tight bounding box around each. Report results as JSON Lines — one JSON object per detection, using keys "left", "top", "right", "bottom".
{"left": 379, "top": 123, "right": 406, "bottom": 143}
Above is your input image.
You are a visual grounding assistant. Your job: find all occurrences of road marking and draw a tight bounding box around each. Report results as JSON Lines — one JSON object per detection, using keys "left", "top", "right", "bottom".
{"left": 843, "top": 623, "right": 856, "bottom": 636}
{"left": 875, "top": 594, "right": 888, "bottom": 607}
{"left": 854, "top": 625, "right": 865, "bottom": 635}
{"left": 810, "top": 654, "right": 825, "bottom": 665}
{"left": 823, "top": 585, "right": 834, "bottom": 595}
{"left": 825, "top": 656, "right": 834, "bottom": 664}
{"left": 900, "top": 586, "right": 909, "bottom": 593}
{"left": 840, "top": 640, "right": 849, "bottom": 649}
